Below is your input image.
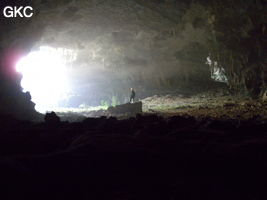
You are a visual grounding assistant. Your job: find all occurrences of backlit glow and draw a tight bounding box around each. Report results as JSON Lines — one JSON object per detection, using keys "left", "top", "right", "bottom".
{"left": 16, "top": 46, "right": 74, "bottom": 113}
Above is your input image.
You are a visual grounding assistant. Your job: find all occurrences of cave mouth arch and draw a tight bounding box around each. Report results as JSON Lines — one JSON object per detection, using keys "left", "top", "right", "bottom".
{"left": 16, "top": 46, "right": 77, "bottom": 113}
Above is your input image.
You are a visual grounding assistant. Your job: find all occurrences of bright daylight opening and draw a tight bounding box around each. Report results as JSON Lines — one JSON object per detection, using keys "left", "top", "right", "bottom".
{"left": 16, "top": 46, "right": 76, "bottom": 113}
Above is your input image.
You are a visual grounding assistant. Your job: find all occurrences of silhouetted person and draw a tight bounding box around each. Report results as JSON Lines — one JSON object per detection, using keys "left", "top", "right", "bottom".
{"left": 129, "top": 88, "right": 135, "bottom": 103}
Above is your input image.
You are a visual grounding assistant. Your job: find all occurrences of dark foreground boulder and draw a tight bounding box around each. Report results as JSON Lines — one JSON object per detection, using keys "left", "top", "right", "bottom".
{"left": 44, "top": 111, "right": 60, "bottom": 125}
{"left": 0, "top": 89, "right": 43, "bottom": 121}
{"left": 108, "top": 102, "right": 142, "bottom": 116}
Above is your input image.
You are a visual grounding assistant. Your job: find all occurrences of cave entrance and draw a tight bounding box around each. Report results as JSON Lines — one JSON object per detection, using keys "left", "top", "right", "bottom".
{"left": 16, "top": 46, "right": 77, "bottom": 113}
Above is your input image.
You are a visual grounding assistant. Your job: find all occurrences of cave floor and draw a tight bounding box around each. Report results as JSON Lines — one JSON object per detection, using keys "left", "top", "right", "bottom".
{"left": 142, "top": 92, "right": 267, "bottom": 120}
{"left": 56, "top": 91, "right": 267, "bottom": 121}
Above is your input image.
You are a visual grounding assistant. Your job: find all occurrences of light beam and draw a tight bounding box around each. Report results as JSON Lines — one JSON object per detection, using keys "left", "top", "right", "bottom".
{"left": 16, "top": 46, "right": 71, "bottom": 113}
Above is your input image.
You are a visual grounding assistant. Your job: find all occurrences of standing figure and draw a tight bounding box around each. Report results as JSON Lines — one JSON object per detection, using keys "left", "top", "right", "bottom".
{"left": 129, "top": 88, "right": 135, "bottom": 103}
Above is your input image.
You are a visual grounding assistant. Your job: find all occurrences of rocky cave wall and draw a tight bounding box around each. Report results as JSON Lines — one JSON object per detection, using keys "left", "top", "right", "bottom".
{"left": 0, "top": 0, "right": 266, "bottom": 117}
{"left": 199, "top": 0, "right": 267, "bottom": 98}
{"left": 0, "top": 0, "right": 43, "bottom": 120}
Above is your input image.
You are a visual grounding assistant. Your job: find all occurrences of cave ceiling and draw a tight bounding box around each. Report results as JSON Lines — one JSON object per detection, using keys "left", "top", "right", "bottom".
{"left": 2, "top": 0, "right": 210, "bottom": 83}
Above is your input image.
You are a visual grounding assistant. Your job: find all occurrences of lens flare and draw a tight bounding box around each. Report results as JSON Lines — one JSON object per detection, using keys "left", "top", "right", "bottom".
{"left": 16, "top": 46, "right": 70, "bottom": 113}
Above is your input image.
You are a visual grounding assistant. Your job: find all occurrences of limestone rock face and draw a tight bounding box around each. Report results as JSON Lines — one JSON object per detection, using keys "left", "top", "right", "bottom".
{"left": 32, "top": 0, "right": 206, "bottom": 81}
